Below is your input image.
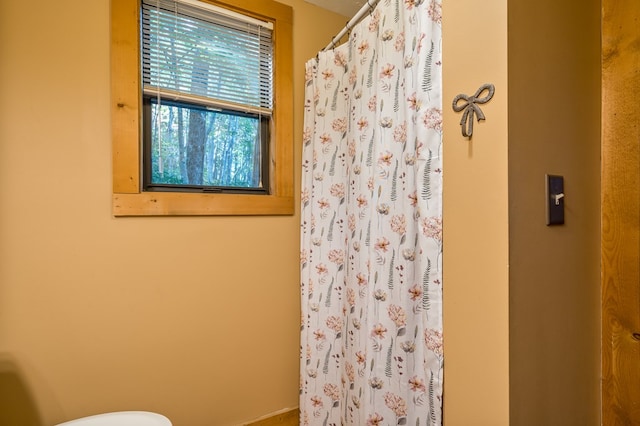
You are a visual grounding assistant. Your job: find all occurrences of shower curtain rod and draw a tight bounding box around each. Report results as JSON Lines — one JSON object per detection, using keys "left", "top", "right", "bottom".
{"left": 323, "top": 0, "right": 381, "bottom": 51}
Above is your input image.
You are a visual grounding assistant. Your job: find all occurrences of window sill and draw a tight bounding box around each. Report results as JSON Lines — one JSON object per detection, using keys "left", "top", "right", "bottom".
{"left": 113, "top": 192, "right": 294, "bottom": 216}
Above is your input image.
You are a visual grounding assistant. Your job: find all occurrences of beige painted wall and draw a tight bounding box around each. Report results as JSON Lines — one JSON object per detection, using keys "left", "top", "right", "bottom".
{"left": 442, "top": 0, "right": 601, "bottom": 423}
{"left": 507, "top": 0, "right": 601, "bottom": 424}
{"left": 442, "top": 0, "right": 510, "bottom": 424}
{"left": 0, "top": 1, "right": 344, "bottom": 425}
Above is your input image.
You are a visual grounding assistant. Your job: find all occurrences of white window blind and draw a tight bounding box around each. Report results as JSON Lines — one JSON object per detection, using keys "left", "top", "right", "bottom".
{"left": 141, "top": 0, "right": 273, "bottom": 115}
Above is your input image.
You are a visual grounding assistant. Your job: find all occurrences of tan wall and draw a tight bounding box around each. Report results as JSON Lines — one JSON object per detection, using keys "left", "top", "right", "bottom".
{"left": 442, "top": 0, "right": 510, "bottom": 424}
{"left": 442, "top": 0, "right": 602, "bottom": 423}
{"left": 0, "top": 1, "right": 344, "bottom": 425}
{"left": 507, "top": 0, "right": 601, "bottom": 424}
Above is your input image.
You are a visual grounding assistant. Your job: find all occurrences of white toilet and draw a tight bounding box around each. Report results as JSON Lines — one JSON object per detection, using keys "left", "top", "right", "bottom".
{"left": 55, "top": 411, "right": 172, "bottom": 426}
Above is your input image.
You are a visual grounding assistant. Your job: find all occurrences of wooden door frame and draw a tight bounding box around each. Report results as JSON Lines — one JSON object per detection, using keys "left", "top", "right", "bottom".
{"left": 601, "top": 0, "right": 640, "bottom": 422}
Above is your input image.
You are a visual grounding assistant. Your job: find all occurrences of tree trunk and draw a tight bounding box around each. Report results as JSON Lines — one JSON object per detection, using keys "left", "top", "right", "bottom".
{"left": 222, "top": 115, "right": 238, "bottom": 185}
{"left": 186, "top": 58, "right": 209, "bottom": 185}
{"left": 206, "top": 114, "right": 217, "bottom": 184}
{"left": 252, "top": 120, "right": 263, "bottom": 187}
{"left": 186, "top": 110, "right": 206, "bottom": 184}
{"left": 178, "top": 108, "right": 187, "bottom": 182}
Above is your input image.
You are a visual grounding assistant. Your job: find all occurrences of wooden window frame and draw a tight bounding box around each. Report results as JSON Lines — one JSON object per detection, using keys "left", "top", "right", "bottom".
{"left": 111, "top": 0, "right": 294, "bottom": 216}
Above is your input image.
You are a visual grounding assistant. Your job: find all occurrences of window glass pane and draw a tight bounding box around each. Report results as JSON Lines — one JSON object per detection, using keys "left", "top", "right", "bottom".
{"left": 146, "top": 99, "right": 265, "bottom": 189}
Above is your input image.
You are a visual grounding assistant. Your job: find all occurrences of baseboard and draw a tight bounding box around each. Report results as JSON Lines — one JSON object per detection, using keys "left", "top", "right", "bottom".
{"left": 243, "top": 408, "right": 299, "bottom": 426}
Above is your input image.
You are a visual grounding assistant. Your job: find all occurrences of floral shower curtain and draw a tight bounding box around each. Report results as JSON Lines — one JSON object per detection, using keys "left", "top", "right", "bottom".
{"left": 300, "top": 0, "right": 443, "bottom": 424}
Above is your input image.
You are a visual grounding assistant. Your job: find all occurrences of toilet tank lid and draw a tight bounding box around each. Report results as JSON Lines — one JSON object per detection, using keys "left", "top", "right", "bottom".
{"left": 55, "top": 411, "right": 172, "bottom": 426}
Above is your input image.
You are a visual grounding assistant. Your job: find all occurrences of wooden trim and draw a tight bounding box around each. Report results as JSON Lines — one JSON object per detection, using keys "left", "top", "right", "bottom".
{"left": 601, "top": 0, "right": 640, "bottom": 422}
{"left": 273, "top": 17, "right": 294, "bottom": 199}
{"left": 113, "top": 192, "right": 293, "bottom": 216}
{"left": 243, "top": 408, "right": 299, "bottom": 426}
{"left": 110, "top": 0, "right": 294, "bottom": 216}
{"left": 111, "top": 0, "right": 141, "bottom": 194}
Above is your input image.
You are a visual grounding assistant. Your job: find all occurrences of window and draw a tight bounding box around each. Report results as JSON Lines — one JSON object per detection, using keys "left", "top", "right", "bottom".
{"left": 111, "top": 0, "right": 293, "bottom": 215}
{"left": 141, "top": 0, "right": 272, "bottom": 193}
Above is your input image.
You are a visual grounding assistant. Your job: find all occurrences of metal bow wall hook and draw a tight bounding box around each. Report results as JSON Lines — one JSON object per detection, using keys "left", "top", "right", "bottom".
{"left": 452, "top": 83, "right": 495, "bottom": 138}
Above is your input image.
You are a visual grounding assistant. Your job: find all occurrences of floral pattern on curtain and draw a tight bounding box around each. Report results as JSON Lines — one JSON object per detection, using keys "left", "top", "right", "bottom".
{"left": 300, "top": 0, "right": 443, "bottom": 424}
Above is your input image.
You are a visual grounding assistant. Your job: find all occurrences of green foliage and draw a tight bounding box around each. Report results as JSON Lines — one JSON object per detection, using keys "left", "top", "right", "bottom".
{"left": 325, "top": 278, "right": 334, "bottom": 308}
{"left": 423, "top": 258, "right": 431, "bottom": 311}
{"left": 385, "top": 339, "right": 394, "bottom": 378}
{"left": 322, "top": 344, "right": 332, "bottom": 375}
{"left": 388, "top": 249, "right": 395, "bottom": 290}
{"left": 423, "top": 41, "right": 434, "bottom": 93}
{"left": 327, "top": 211, "right": 337, "bottom": 242}
{"left": 422, "top": 149, "right": 432, "bottom": 200}
{"left": 150, "top": 103, "right": 262, "bottom": 188}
